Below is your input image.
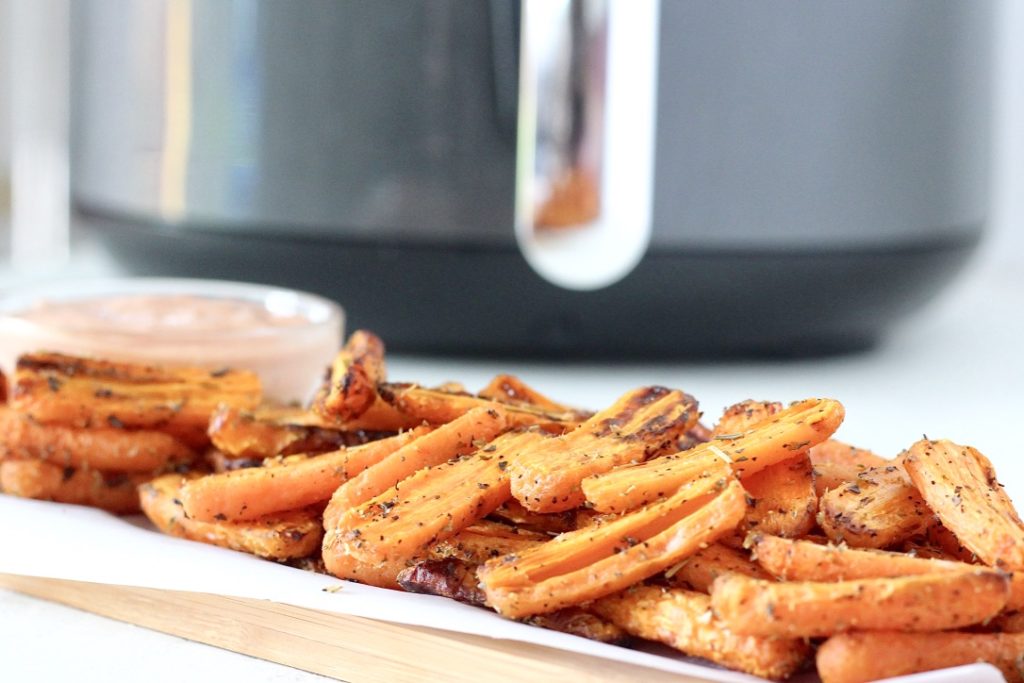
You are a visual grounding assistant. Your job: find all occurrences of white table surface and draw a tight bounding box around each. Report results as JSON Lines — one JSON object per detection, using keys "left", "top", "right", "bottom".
{"left": 2, "top": 230, "right": 1023, "bottom": 682}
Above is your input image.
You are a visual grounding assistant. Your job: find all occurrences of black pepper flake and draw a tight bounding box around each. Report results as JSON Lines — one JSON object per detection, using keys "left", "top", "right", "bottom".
{"left": 46, "top": 376, "right": 62, "bottom": 392}
{"left": 214, "top": 513, "right": 227, "bottom": 521}
{"left": 107, "top": 415, "right": 126, "bottom": 429}
{"left": 210, "top": 367, "right": 231, "bottom": 378}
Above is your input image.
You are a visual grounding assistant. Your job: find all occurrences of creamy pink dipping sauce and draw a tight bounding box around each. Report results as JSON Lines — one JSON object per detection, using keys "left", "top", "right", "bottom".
{"left": 0, "top": 285, "right": 344, "bottom": 404}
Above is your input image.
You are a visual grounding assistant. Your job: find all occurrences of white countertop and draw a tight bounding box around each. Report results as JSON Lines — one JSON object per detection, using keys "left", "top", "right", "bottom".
{"left": 3, "top": 229, "right": 1023, "bottom": 682}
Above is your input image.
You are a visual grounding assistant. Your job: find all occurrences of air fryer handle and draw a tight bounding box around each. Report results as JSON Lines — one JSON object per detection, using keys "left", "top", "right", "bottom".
{"left": 514, "top": 0, "right": 660, "bottom": 291}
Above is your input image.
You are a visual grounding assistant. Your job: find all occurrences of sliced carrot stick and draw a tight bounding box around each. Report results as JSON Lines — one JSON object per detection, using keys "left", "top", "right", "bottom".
{"left": 750, "top": 533, "right": 1024, "bottom": 611}
{"left": 332, "top": 431, "right": 546, "bottom": 564}
{"left": 0, "top": 406, "right": 195, "bottom": 472}
{"left": 0, "top": 458, "right": 148, "bottom": 514}
{"left": 478, "top": 475, "right": 746, "bottom": 618}
{"left": 711, "top": 399, "right": 783, "bottom": 437}
{"left": 732, "top": 453, "right": 817, "bottom": 541}
{"left": 488, "top": 498, "right": 576, "bottom": 535}
{"left": 592, "top": 585, "right": 810, "bottom": 681}
{"left": 180, "top": 427, "right": 429, "bottom": 522}
{"left": 809, "top": 439, "right": 888, "bottom": 497}
{"left": 509, "top": 386, "right": 699, "bottom": 513}
{"left": 324, "top": 406, "right": 508, "bottom": 518}
{"left": 477, "top": 374, "right": 589, "bottom": 418}
{"left": 817, "top": 462, "right": 932, "bottom": 549}
{"left": 816, "top": 631, "right": 1024, "bottom": 683}
{"left": 208, "top": 404, "right": 386, "bottom": 459}
{"left": 666, "top": 542, "right": 771, "bottom": 592}
{"left": 904, "top": 438, "right": 1024, "bottom": 571}
{"left": 140, "top": 474, "right": 322, "bottom": 561}
{"left": 710, "top": 570, "right": 1009, "bottom": 638}
{"left": 582, "top": 398, "right": 844, "bottom": 514}
{"left": 12, "top": 352, "right": 260, "bottom": 447}
{"left": 378, "top": 383, "right": 582, "bottom": 432}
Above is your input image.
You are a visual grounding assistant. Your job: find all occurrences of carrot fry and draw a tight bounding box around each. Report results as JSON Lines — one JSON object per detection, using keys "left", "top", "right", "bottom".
{"left": 816, "top": 631, "right": 1024, "bottom": 683}
{"left": 732, "top": 454, "right": 817, "bottom": 542}
{"left": 809, "top": 440, "right": 888, "bottom": 497}
{"left": 904, "top": 438, "right": 1024, "bottom": 571}
{"left": 990, "top": 610, "right": 1024, "bottom": 633}
{"left": 710, "top": 570, "right": 1010, "bottom": 638}
{"left": 319, "top": 330, "right": 388, "bottom": 421}
{"left": 583, "top": 398, "right": 844, "bottom": 514}
{"left": 332, "top": 431, "right": 546, "bottom": 564}
{"left": 592, "top": 585, "right": 810, "bottom": 681}
{"left": 324, "top": 406, "right": 508, "bottom": 516}
{"left": 181, "top": 427, "right": 429, "bottom": 522}
{"left": 510, "top": 386, "right": 699, "bottom": 513}
{"left": 208, "top": 404, "right": 388, "bottom": 459}
{"left": 478, "top": 374, "right": 586, "bottom": 417}
{"left": 140, "top": 474, "right": 322, "bottom": 560}
{"left": 12, "top": 352, "right": 260, "bottom": 447}
{"left": 0, "top": 406, "right": 195, "bottom": 472}
{"left": 666, "top": 542, "right": 772, "bottom": 592}
{"left": 817, "top": 462, "right": 932, "bottom": 549}
{"left": 711, "top": 399, "right": 783, "bottom": 436}
{"left": 478, "top": 476, "right": 746, "bottom": 618}
{"left": 0, "top": 458, "right": 148, "bottom": 514}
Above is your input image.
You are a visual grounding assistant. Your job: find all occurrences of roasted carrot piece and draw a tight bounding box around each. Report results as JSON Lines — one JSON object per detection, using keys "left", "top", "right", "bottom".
{"left": 0, "top": 458, "right": 148, "bottom": 514}
{"left": 732, "top": 454, "right": 817, "bottom": 542}
{"left": 904, "top": 438, "right": 1024, "bottom": 571}
{"left": 816, "top": 631, "right": 1024, "bottom": 683}
{"left": 710, "top": 570, "right": 1009, "bottom": 638}
{"left": 0, "top": 406, "right": 195, "bottom": 472}
{"left": 11, "top": 352, "right": 260, "bottom": 447}
{"left": 666, "top": 542, "right": 771, "bottom": 592}
{"left": 817, "top": 462, "right": 932, "bottom": 549}
{"left": 208, "top": 404, "right": 388, "bottom": 459}
{"left": 319, "top": 330, "right": 388, "bottom": 421}
{"left": 990, "top": 610, "right": 1024, "bottom": 633}
{"left": 429, "top": 519, "right": 548, "bottom": 564}
{"left": 324, "top": 406, "right": 508, "bottom": 517}
{"left": 509, "top": 386, "right": 699, "bottom": 513}
{"left": 378, "top": 382, "right": 582, "bottom": 432}
{"left": 140, "top": 474, "right": 322, "bottom": 561}
{"left": 592, "top": 585, "right": 810, "bottom": 681}
{"left": 809, "top": 440, "right": 888, "bottom": 497}
{"left": 711, "top": 399, "right": 783, "bottom": 437}
{"left": 180, "top": 427, "right": 429, "bottom": 522}
{"left": 332, "top": 431, "right": 546, "bottom": 564}
{"left": 477, "top": 374, "right": 587, "bottom": 418}
{"left": 478, "top": 475, "right": 746, "bottom": 618}
{"left": 582, "top": 398, "right": 844, "bottom": 514}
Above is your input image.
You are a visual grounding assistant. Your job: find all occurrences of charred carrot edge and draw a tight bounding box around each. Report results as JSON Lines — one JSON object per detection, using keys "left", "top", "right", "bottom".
{"left": 0, "top": 406, "right": 195, "bottom": 472}
{"left": 332, "top": 431, "right": 546, "bottom": 564}
{"left": 319, "top": 330, "right": 388, "bottom": 421}
{"left": 592, "top": 585, "right": 810, "bottom": 681}
{"left": 12, "top": 352, "right": 261, "bottom": 442}
{"left": 0, "top": 458, "right": 147, "bottom": 514}
{"left": 478, "top": 476, "right": 746, "bottom": 618}
{"left": 666, "top": 542, "right": 772, "bottom": 592}
{"left": 582, "top": 398, "right": 844, "bottom": 514}
{"left": 509, "top": 386, "right": 699, "bottom": 513}
{"left": 809, "top": 440, "right": 888, "bottom": 497}
{"left": 817, "top": 462, "right": 932, "bottom": 549}
{"left": 710, "top": 570, "right": 1010, "bottom": 638}
{"left": 816, "top": 631, "right": 1024, "bottom": 683}
{"left": 181, "top": 427, "right": 430, "bottom": 523}
{"left": 478, "top": 374, "right": 589, "bottom": 418}
{"left": 711, "top": 400, "right": 783, "bottom": 437}
{"left": 731, "top": 454, "right": 817, "bottom": 542}
{"left": 904, "top": 438, "right": 1024, "bottom": 571}
{"left": 378, "top": 383, "right": 583, "bottom": 432}
{"left": 325, "top": 406, "right": 508, "bottom": 516}
{"left": 140, "top": 474, "right": 322, "bottom": 561}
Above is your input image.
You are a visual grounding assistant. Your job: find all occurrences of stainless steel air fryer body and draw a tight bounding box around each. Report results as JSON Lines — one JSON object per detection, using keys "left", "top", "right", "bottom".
{"left": 71, "top": 0, "right": 992, "bottom": 356}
